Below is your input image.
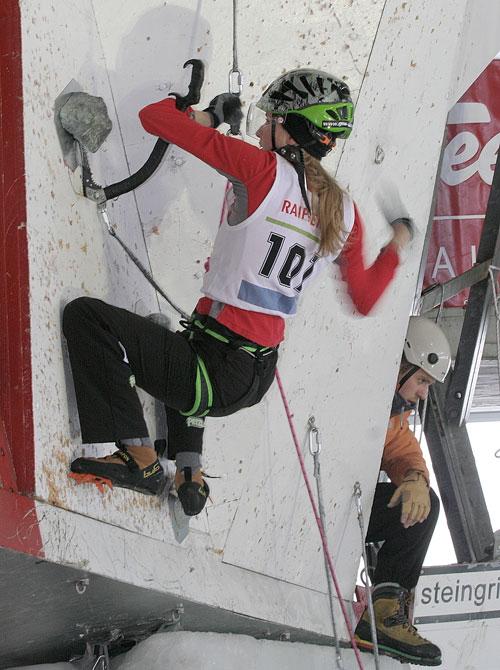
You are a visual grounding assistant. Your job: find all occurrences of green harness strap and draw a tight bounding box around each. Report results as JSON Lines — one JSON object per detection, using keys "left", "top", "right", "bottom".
{"left": 180, "top": 328, "right": 213, "bottom": 417}
{"left": 180, "top": 319, "right": 272, "bottom": 418}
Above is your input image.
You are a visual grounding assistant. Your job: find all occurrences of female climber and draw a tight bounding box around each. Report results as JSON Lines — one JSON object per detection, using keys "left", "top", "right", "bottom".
{"left": 63, "top": 68, "right": 412, "bottom": 516}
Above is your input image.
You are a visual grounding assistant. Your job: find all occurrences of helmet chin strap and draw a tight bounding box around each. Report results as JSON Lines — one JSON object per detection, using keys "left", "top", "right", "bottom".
{"left": 272, "top": 118, "right": 311, "bottom": 214}
{"left": 397, "top": 365, "right": 421, "bottom": 393}
{"left": 271, "top": 117, "right": 278, "bottom": 152}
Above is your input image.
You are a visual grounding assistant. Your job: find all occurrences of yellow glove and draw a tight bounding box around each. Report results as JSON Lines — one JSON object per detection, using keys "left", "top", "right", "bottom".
{"left": 387, "top": 472, "right": 430, "bottom": 528}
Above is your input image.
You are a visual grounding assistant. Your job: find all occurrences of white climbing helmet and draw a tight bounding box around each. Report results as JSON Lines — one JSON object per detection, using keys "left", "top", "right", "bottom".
{"left": 403, "top": 316, "right": 452, "bottom": 383}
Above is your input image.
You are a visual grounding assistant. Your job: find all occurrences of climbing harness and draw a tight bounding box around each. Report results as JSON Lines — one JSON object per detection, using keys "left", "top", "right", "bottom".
{"left": 353, "top": 482, "right": 381, "bottom": 670}
{"left": 178, "top": 314, "right": 278, "bottom": 418}
{"left": 308, "top": 417, "right": 344, "bottom": 670}
{"left": 275, "top": 369, "right": 365, "bottom": 670}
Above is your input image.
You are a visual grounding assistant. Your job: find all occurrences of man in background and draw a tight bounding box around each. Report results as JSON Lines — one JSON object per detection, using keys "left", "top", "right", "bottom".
{"left": 355, "top": 316, "right": 452, "bottom": 667}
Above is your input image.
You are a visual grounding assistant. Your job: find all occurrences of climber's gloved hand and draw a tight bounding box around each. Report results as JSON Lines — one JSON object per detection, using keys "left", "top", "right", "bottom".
{"left": 204, "top": 93, "right": 243, "bottom": 134}
{"left": 390, "top": 217, "right": 415, "bottom": 248}
{"left": 387, "top": 471, "right": 430, "bottom": 528}
{"left": 376, "top": 179, "right": 415, "bottom": 248}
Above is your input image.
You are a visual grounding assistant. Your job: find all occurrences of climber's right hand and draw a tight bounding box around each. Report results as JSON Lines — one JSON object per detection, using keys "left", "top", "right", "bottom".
{"left": 204, "top": 93, "right": 243, "bottom": 132}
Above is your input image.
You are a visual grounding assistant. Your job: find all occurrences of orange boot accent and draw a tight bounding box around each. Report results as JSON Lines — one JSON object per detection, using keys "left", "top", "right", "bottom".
{"left": 68, "top": 472, "right": 114, "bottom": 494}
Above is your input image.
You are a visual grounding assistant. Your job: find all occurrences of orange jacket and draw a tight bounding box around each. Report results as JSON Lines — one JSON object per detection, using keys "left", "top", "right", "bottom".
{"left": 381, "top": 409, "right": 430, "bottom": 487}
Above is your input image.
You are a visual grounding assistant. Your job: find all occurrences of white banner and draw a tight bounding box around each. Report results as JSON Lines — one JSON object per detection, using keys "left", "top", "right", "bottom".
{"left": 414, "top": 563, "right": 500, "bottom": 624}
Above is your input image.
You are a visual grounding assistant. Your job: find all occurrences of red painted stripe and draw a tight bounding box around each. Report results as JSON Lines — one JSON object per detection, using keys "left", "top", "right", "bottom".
{"left": 0, "top": 489, "right": 44, "bottom": 557}
{"left": 0, "top": 0, "right": 35, "bottom": 494}
{"left": 0, "top": 1, "right": 42, "bottom": 560}
{"left": 0, "top": 420, "right": 19, "bottom": 493}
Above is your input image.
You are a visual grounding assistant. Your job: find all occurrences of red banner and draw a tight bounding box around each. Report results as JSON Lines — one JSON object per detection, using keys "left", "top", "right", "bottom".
{"left": 423, "top": 58, "right": 500, "bottom": 307}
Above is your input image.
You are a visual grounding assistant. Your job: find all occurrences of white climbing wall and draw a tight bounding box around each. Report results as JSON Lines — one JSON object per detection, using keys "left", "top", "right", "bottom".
{"left": 22, "top": 0, "right": 500, "bottom": 645}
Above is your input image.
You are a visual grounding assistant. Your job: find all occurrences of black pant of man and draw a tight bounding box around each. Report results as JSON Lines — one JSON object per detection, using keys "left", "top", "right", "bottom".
{"left": 366, "top": 482, "right": 440, "bottom": 590}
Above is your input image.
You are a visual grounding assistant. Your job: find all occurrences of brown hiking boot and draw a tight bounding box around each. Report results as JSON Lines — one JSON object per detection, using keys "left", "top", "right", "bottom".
{"left": 354, "top": 583, "right": 442, "bottom": 666}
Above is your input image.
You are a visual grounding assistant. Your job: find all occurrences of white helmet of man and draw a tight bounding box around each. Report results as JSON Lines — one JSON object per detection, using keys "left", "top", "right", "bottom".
{"left": 403, "top": 316, "right": 452, "bottom": 383}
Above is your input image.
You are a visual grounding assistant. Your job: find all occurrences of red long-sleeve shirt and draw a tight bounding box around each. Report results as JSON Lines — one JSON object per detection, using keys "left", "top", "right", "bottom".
{"left": 139, "top": 98, "right": 399, "bottom": 346}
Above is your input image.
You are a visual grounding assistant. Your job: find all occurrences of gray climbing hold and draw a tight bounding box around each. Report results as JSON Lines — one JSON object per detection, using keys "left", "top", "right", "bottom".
{"left": 59, "top": 92, "right": 112, "bottom": 153}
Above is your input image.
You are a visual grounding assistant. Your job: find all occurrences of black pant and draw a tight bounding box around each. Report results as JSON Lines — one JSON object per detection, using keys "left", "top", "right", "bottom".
{"left": 365, "top": 482, "right": 440, "bottom": 590}
{"left": 62, "top": 297, "right": 277, "bottom": 455}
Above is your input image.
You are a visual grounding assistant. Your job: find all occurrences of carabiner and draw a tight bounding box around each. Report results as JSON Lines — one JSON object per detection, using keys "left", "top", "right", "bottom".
{"left": 353, "top": 481, "right": 363, "bottom": 516}
{"left": 228, "top": 67, "right": 243, "bottom": 96}
{"left": 308, "top": 416, "right": 322, "bottom": 456}
{"left": 98, "top": 203, "right": 115, "bottom": 237}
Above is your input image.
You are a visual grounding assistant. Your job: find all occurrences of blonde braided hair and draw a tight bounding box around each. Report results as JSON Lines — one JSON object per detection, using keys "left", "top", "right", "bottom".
{"left": 304, "top": 152, "right": 349, "bottom": 257}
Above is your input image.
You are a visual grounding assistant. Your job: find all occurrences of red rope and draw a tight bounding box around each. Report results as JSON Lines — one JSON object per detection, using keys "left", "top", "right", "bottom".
{"left": 275, "top": 368, "right": 365, "bottom": 670}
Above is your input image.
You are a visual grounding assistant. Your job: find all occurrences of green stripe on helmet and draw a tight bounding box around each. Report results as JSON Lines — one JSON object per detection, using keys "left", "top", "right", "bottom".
{"left": 288, "top": 102, "right": 354, "bottom": 138}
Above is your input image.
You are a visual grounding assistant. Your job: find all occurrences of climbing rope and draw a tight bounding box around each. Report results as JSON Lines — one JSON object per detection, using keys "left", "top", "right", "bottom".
{"left": 308, "top": 417, "right": 344, "bottom": 669}
{"left": 275, "top": 369, "right": 365, "bottom": 670}
{"left": 353, "top": 482, "right": 380, "bottom": 670}
{"left": 97, "top": 204, "right": 189, "bottom": 320}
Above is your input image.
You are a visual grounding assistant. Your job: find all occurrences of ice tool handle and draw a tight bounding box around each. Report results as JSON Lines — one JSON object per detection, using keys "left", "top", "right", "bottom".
{"left": 100, "top": 59, "right": 205, "bottom": 202}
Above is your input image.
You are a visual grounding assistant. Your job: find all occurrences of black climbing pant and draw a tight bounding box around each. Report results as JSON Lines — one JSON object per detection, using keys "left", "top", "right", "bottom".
{"left": 365, "top": 482, "right": 440, "bottom": 590}
{"left": 62, "top": 297, "right": 278, "bottom": 456}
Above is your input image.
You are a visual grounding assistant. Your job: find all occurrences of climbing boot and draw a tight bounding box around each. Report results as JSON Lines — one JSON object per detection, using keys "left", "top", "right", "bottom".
{"left": 354, "top": 583, "right": 442, "bottom": 666}
{"left": 70, "top": 443, "right": 164, "bottom": 495}
{"left": 176, "top": 466, "right": 210, "bottom": 516}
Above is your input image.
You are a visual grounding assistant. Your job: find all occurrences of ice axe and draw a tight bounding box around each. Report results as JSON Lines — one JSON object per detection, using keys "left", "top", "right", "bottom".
{"left": 55, "top": 59, "right": 205, "bottom": 204}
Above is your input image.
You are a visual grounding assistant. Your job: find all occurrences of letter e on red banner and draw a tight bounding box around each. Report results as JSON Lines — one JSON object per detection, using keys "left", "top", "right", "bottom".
{"left": 423, "top": 58, "right": 500, "bottom": 307}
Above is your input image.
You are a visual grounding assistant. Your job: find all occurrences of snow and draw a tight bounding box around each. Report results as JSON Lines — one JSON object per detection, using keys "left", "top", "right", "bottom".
{"left": 111, "top": 631, "right": 338, "bottom": 669}
{"left": 7, "top": 631, "right": 404, "bottom": 669}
